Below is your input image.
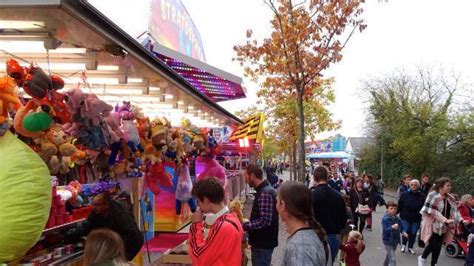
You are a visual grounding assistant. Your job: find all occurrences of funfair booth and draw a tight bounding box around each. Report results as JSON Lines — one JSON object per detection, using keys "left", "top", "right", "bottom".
{"left": 0, "top": 0, "right": 247, "bottom": 265}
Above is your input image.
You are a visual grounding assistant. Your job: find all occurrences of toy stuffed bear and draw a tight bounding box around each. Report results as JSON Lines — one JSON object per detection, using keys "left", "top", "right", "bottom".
{"left": 38, "top": 124, "right": 76, "bottom": 175}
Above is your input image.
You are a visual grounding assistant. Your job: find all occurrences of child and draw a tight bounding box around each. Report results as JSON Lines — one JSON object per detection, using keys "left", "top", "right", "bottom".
{"left": 340, "top": 230, "right": 365, "bottom": 266}
{"left": 340, "top": 195, "right": 355, "bottom": 265}
{"left": 381, "top": 201, "right": 406, "bottom": 266}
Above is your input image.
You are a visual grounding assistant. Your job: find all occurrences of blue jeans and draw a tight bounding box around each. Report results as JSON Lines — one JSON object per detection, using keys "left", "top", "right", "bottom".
{"left": 384, "top": 244, "right": 397, "bottom": 266}
{"left": 400, "top": 220, "right": 419, "bottom": 249}
{"left": 327, "top": 234, "right": 340, "bottom": 264}
{"left": 251, "top": 248, "right": 273, "bottom": 266}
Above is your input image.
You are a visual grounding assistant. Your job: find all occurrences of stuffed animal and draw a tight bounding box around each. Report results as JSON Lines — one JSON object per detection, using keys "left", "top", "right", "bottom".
{"left": 38, "top": 124, "right": 77, "bottom": 175}
{"left": 115, "top": 102, "right": 143, "bottom": 153}
{"left": 175, "top": 161, "right": 196, "bottom": 215}
{"left": 197, "top": 157, "right": 227, "bottom": 187}
{"left": 62, "top": 88, "right": 112, "bottom": 150}
{"left": 66, "top": 181, "right": 83, "bottom": 208}
{"left": 0, "top": 76, "right": 21, "bottom": 126}
{"left": 7, "top": 59, "right": 71, "bottom": 124}
{"left": 143, "top": 160, "right": 173, "bottom": 195}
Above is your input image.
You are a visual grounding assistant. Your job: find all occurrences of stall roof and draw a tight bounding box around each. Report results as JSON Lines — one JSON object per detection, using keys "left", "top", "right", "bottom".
{"left": 0, "top": 0, "right": 243, "bottom": 125}
{"left": 306, "top": 151, "right": 354, "bottom": 159}
{"left": 145, "top": 39, "right": 247, "bottom": 102}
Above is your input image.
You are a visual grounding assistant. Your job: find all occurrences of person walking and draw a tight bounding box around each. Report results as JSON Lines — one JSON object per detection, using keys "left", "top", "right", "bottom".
{"left": 340, "top": 230, "right": 365, "bottom": 266}
{"left": 188, "top": 177, "right": 243, "bottom": 266}
{"left": 243, "top": 164, "right": 279, "bottom": 266}
{"left": 382, "top": 201, "right": 404, "bottom": 266}
{"left": 311, "top": 166, "right": 347, "bottom": 264}
{"left": 396, "top": 175, "right": 412, "bottom": 200}
{"left": 365, "top": 174, "right": 385, "bottom": 231}
{"left": 349, "top": 178, "right": 370, "bottom": 233}
{"left": 419, "top": 174, "right": 432, "bottom": 198}
{"left": 328, "top": 172, "right": 344, "bottom": 192}
{"left": 418, "top": 177, "right": 462, "bottom": 266}
{"left": 277, "top": 181, "right": 331, "bottom": 266}
{"left": 398, "top": 179, "right": 425, "bottom": 255}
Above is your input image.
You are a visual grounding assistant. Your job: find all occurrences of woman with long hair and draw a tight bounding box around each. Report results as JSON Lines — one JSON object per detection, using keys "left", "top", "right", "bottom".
{"left": 277, "top": 181, "right": 331, "bottom": 266}
{"left": 349, "top": 178, "right": 370, "bottom": 233}
{"left": 84, "top": 228, "right": 134, "bottom": 266}
{"left": 418, "top": 177, "right": 461, "bottom": 266}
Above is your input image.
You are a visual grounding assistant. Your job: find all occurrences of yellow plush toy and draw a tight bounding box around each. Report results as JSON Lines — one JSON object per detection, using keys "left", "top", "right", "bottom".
{"left": 38, "top": 124, "right": 76, "bottom": 175}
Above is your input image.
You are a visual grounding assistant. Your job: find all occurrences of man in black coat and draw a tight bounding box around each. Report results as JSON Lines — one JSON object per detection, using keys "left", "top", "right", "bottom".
{"left": 420, "top": 174, "right": 432, "bottom": 197}
{"left": 311, "top": 166, "right": 347, "bottom": 265}
{"left": 65, "top": 193, "right": 144, "bottom": 260}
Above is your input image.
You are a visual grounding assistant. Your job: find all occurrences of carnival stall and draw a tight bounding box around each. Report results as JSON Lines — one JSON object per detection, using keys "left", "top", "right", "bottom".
{"left": 0, "top": 0, "right": 246, "bottom": 265}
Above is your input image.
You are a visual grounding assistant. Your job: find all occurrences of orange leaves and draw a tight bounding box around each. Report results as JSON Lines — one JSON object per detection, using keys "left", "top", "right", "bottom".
{"left": 234, "top": 0, "right": 365, "bottom": 144}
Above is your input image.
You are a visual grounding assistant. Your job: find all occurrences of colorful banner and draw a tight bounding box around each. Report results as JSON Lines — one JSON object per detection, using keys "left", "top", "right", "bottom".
{"left": 149, "top": 0, "right": 206, "bottom": 62}
{"left": 140, "top": 189, "right": 155, "bottom": 242}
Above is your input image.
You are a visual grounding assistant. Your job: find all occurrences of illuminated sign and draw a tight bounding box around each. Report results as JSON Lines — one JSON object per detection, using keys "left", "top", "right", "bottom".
{"left": 149, "top": 0, "right": 206, "bottom": 62}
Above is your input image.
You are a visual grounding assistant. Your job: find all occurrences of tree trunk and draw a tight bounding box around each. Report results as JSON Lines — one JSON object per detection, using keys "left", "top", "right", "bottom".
{"left": 292, "top": 140, "right": 297, "bottom": 181}
{"left": 297, "top": 89, "right": 306, "bottom": 182}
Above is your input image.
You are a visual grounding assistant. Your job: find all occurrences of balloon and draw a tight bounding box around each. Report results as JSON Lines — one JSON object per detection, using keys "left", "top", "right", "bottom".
{"left": 0, "top": 131, "right": 51, "bottom": 262}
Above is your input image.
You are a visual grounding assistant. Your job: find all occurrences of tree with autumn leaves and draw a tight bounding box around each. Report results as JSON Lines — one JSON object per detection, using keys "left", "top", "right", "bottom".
{"left": 234, "top": 0, "right": 366, "bottom": 180}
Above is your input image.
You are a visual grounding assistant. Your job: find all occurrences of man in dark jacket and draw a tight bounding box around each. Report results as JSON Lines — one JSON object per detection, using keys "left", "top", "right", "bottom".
{"left": 243, "top": 164, "right": 279, "bottom": 266}
{"left": 65, "top": 193, "right": 144, "bottom": 260}
{"left": 312, "top": 166, "right": 347, "bottom": 264}
{"left": 397, "top": 179, "right": 425, "bottom": 254}
{"left": 420, "top": 174, "right": 432, "bottom": 197}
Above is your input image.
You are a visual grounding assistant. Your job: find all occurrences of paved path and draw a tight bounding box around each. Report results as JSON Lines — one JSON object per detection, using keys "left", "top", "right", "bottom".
{"left": 243, "top": 171, "right": 466, "bottom": 265}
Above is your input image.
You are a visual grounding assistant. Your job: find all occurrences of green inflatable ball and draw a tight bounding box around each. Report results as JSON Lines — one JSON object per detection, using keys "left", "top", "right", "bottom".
{"left": 0, "top": 131, "right": 51, "bottom": 262}
{"left": 22, "top": 112, "right": 53, "bottom": 132}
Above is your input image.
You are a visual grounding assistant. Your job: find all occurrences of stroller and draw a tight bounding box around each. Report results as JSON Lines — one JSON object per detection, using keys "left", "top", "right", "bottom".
{"left": 445, "top": 223, "right": 471, "bottom": 258}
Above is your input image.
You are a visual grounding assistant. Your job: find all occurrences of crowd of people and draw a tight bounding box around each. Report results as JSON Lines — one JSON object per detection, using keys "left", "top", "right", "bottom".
{"left": 65, "top": 162, "right": 473, "bottom": 266}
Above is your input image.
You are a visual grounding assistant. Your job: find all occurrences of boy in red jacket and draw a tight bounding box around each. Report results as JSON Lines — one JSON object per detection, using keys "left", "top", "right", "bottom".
{"left": 188, "top": 177, "right": 243, "bottom": 266}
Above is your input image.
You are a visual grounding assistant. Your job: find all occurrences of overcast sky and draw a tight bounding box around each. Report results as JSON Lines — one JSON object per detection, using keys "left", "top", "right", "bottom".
{"left": 91, "top": 0, "right": 474, "bottom": 138}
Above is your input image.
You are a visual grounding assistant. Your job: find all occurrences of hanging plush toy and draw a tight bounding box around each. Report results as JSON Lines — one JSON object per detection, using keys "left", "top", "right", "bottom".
{"left": 6, "top": 59, "right": 71, "bottom": 124}
{"left": 115, "top": 102, "right": 143, "bottom": 153}
{"left": 37, "top": 124, "right": 77, "bottom": 175}
{"left": 143, "top": 159, "right": 173, "bottom": 195}
{"left": 175, "top": 161, "right": 196, "bottom": 215}
{"left": 197, "top": 156, "right": 227, "bottom": 187}
{"left": 0, "top": 76, "right": 21, "bottom": 128}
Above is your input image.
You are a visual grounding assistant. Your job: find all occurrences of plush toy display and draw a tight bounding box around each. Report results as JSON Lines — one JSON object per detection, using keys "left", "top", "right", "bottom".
{"left": 175, "top": 162, "right": 196, "bottom": 215}
{"left": 0, "top": 130, "right": 51, "bottom": 262}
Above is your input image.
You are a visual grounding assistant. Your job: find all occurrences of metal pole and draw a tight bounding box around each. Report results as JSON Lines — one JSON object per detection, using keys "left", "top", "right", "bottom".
{"left": 380, "top": 132, "right": 384, "bottom": 183}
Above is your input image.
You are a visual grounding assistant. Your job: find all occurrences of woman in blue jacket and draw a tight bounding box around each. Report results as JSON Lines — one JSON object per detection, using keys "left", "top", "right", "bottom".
{"left": 397, "top": 179, "right": 425, "bottom": 254}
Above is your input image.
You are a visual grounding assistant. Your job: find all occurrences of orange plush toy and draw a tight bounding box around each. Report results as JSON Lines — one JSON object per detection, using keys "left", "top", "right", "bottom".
{"left": 0, "top": 76, "right": 21, "bottom": 125}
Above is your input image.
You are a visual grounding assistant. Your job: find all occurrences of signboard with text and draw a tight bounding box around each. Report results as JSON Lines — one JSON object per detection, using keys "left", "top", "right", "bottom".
{"left": 149, "top": 0, "right": 206, "bottom": 62}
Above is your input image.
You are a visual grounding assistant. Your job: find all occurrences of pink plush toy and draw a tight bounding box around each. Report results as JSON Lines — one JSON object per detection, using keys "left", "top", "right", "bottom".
{"left": 197, "top": 157, "right": 227, "bottom": 187}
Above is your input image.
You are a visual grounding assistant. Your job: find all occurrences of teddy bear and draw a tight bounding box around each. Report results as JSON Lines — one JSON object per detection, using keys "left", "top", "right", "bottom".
{"left": 38, "top": 124, "right": 77, "bottom": 175}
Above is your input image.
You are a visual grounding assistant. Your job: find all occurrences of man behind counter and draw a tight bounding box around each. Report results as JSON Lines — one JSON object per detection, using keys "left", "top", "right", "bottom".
{"left": 64, "top": 192, "right": 144, "bottom": 260}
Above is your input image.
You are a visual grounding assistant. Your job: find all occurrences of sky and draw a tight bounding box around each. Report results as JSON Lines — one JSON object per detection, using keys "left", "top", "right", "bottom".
{"left": 90, "top": 0, "right": 474, "bottom": 138}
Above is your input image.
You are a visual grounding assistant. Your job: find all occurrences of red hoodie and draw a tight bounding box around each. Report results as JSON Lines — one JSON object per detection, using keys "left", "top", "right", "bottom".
{"left": 189, "top": 213, "right": 243, "bottom": 266}
{"left": 340, "top": 240, "right": 365, "bottom": 266}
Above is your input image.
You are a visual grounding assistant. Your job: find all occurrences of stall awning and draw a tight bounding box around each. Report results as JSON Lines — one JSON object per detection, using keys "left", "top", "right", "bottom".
{"left": 306, "top": 151, "right": 354, "bottom": 159}
{"left": 0, "top": 0, "right": 243, "bottom": 126}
